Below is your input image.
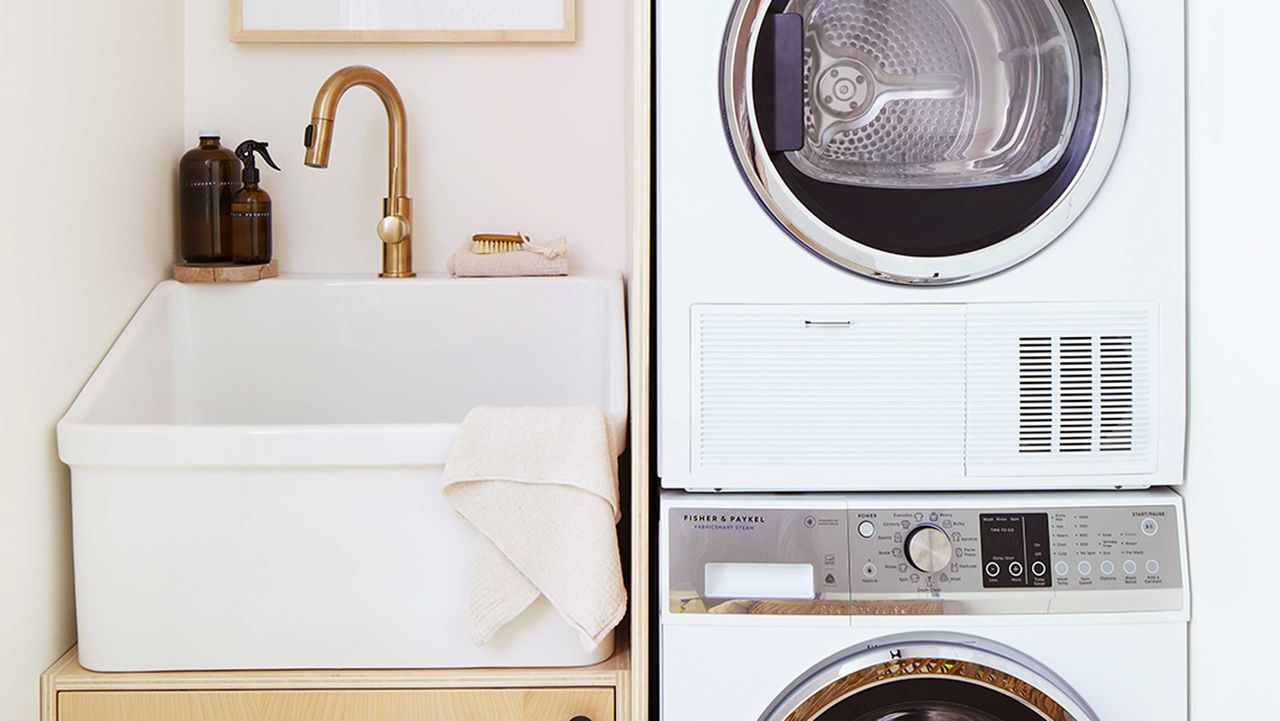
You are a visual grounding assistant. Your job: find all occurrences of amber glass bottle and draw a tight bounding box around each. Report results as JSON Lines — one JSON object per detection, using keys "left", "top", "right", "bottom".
{"left": 230, "top": 140, "right": 281, "bottom": 265}
{"left": 179, "top": 134, "right": 241, "bottom": 263}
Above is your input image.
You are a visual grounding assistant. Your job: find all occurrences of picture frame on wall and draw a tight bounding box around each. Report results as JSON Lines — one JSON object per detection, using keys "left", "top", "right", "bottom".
{"left": 231, "top": 0, "right": 576, "bottom": 43}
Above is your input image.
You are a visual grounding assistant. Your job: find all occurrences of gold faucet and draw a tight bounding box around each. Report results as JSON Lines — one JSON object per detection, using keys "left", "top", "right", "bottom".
{"left": 304, "top": 65, "right": 415, "bottom": 278}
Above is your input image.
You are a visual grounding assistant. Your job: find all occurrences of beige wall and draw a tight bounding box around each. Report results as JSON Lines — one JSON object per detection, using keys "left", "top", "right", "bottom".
{"left": 0, "top": 1, "right": 184, "bottom": 719}
{"left": 183, "top": 0, "right": 629, "bottom": 276}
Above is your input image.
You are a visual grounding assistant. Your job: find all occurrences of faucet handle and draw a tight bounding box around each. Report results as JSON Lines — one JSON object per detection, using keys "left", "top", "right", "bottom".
{"left": 377, "top": 214, "right": 411, "bottom": 245}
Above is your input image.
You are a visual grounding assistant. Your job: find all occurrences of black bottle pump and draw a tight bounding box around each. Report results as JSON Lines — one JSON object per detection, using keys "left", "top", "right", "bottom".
{"left": 235, "top": 140, "right": 281, "bottom": 184}
{"left": 230, "top": 140, "right": 281, "bottom": 265}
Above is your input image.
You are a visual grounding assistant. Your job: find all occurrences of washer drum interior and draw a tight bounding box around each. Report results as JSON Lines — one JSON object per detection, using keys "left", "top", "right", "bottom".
{"left": 760, "top": 636, "right": 1097, "bottom": 721}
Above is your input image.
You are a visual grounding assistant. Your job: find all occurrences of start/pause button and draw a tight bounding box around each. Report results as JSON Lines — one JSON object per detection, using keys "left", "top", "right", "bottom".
{"left": 1141, "top": 518, "right": 1159, "bottom": 536}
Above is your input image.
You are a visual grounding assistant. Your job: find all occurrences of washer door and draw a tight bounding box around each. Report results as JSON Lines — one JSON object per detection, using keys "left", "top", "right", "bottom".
{"left": 761, "top": 636, "right": 1098, "bottom": 721}
{"left": 723, "top": 0, "right": 1128, "bottom": 284}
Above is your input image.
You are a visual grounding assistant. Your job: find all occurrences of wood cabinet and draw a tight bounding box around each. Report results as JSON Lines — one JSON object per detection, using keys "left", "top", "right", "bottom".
{"left": 59, "top": 689, "right": 612, "bottom": 721}
{"left": 42, "top": 648, "right": 624, "bottom": 721}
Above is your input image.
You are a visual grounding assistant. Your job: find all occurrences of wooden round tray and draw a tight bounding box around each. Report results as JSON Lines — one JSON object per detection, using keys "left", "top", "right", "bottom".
{"left": 174, "top": 259, "right": 278, "bottom": 283}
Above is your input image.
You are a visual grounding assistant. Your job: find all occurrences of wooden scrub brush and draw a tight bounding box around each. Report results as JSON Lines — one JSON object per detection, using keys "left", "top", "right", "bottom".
{"left": 470, "top": 232, "right": 569, "bottom": 259}
{"left": 472, "top": 233, "right": 528, "bottom": 255}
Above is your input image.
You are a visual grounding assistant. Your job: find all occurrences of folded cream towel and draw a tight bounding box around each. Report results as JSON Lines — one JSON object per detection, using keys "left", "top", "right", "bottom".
{"left": 442, "top": 406, "right": 627, "bottom": 648}
{"left": 448, "top": 247, "right": 569, "bottom": 277}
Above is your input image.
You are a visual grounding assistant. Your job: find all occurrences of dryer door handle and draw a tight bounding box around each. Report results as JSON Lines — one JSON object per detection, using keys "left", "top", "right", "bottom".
{"left": 755, "top": 12, "right": 805, "bottom": 152}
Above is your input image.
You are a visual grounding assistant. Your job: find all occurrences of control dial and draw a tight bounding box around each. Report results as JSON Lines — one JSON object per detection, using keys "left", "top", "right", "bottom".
{"left": 905, "top": 525, "right": 953, "bottom": 574}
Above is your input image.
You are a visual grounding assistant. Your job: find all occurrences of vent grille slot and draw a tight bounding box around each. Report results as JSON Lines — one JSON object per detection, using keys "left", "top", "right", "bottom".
{"left": 1100, "top": 336, "right": 1135, "bottom": 452}
{"left": 1059, "top": 336, "right": 1097, "bottom": 453}
{"left": 1017, "top": 337, "right": 1053, "bottom": 453}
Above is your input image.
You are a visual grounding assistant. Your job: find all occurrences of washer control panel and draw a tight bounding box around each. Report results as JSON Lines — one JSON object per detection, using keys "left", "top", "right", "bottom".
{"left": 666, "top": 504, "right": 851, "bottom": 616}
{"left": 852, "top": 505, "right": 1182, "bottom": 595}
{"left": 979, "top": 513, "right": 1051, "bottom": 589}
{"left": 852, "top": 508, "right": 981, "bottom": 591}
{"left": 664, "top": 497, "right": 1184, "bottom": 616}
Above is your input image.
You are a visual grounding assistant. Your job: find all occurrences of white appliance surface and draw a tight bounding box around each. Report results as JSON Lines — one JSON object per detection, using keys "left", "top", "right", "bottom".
{"left": 57, "top": 274, "right": 628, "bottom": 671}
{"left": 660, "top": 490, "right": 1189, "bottom": 721}
{"left": 657, "top": 0, "right": 1186, "bottom": 491}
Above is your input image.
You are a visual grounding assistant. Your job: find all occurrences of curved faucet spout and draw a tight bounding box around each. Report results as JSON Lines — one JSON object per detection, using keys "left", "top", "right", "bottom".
{"left": 304, "top": 65, "right": 415, "bottom": 278}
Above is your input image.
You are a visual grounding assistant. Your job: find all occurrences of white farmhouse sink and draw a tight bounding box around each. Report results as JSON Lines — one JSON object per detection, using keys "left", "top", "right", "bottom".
{"left": 58, "top": 274, "right": 627, "bottom": 672}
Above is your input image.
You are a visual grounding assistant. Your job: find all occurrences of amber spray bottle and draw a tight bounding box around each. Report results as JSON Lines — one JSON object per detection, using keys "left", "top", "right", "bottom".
{"left": 230, "top": 140, "right": 281, "bottom": 265}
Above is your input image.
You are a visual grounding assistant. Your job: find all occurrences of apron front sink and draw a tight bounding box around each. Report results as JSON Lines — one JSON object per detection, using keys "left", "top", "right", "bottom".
{"left": 57, "top": 273, "right": 627, "bottom": 671}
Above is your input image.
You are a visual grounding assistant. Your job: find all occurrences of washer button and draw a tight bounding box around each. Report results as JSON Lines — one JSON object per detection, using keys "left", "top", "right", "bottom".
{"left": 862, "top": 562, "right": 878, "bottom": 578}
{"left": 1124, "top": 559, "right": 1139, "bottom": 575}
{"left": 1101, "top": 560, "right": 1115, "bottom": 576}
{"left": 985, "top": 562, "right": 1000, "bottom": 577}
{"left": 1078, "top": 561, "right": 1092, "bottom": 576}
{"left": 1055, "top": 561, "right": 1069, "bottom": 576}
{"left": 1008, "top": 561, "right": 1024, "bottom": 577}
{"left": 1141, "top": 518, "right": 1159, "bottom": 536}
{"left": 1031, "top": 561, "right": 1047, "bottom": 577}
{"left": 1146, "top": 559, "right": 1161, "bottom": 575}
{"left": 858, "top": 520, "right": 876, "bottom": 539}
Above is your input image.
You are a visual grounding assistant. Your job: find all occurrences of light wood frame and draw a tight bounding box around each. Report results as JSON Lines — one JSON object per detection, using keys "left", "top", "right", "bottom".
{"left": 230, "top": 0, "right": 576, "bottom": 43}
{"left": 624, "top": 0, "right": 653, "bottom": 717}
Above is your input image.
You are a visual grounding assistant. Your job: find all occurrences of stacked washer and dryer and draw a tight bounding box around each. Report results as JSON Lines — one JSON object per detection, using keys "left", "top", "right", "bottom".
{"left": 657, "top": 0, "right": 1187, "bottom": 719}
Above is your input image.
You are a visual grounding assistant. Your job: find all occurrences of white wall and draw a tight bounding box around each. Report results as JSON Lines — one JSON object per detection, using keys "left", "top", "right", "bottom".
{"left": 0, "top": 1, "right": 184, "bottom": 719}
{"left": 1185, "top": 0, "right": 1280, "bottom": 715}
{"left": 184, "top": 0, "right": 629, "bottom": 276}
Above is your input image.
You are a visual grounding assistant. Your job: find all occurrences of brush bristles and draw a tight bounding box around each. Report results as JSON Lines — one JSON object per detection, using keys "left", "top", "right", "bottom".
{"left": 472, "top": 239, "right": 525, "bottom": 255}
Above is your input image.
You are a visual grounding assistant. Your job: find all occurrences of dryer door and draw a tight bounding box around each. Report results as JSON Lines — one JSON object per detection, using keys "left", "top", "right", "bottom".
{"left": 761, "top": 636, "right": 1098, "bottom": 721}
{"left": 723, "top": 0, "right": 1127, "bottom": 284}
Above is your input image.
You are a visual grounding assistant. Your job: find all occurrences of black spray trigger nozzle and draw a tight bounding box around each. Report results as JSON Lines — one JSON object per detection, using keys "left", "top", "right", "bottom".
{"left": 235, "top": 139, "right": 281, "bottom": 184}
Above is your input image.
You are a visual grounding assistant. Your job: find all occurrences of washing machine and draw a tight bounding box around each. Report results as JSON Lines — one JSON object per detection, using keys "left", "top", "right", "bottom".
{"left": 657, "top": 0, "right": 1187, "bottom": 491}
{"left": 660, "top": 491, "right": 1189, "bottom": 720}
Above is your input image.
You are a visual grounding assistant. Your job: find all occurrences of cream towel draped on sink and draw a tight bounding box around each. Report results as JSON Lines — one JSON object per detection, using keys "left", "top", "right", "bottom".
{"left": 442, "top": 406, "right": 627, "bottom": 648}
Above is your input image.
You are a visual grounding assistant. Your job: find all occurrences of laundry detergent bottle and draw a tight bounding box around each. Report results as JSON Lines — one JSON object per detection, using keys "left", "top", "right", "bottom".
{"left": 179, "top": 133, "right": 241, "bottom": 263}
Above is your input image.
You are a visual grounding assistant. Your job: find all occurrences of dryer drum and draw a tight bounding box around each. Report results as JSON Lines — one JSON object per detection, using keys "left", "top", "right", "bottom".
{"left": 723, "top": 0, "right": 1127, "bottom": 284}
{"left": 777, "top": 0, "right": 1082, "bottom": 189}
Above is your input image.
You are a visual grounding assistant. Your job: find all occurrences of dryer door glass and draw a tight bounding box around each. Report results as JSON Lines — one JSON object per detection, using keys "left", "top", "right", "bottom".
{"left": 784, "top": 0, "right": 1079, "bottom": 189}
{"left": 723, "top": 0, "right": 1126, "bottom": 284}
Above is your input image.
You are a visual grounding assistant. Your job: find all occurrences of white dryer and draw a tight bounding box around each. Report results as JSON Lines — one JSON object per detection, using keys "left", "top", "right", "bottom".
{"left": 657, "top": 0, "right": 1186, "bottom": 491}
{"left": 660, "top": 491, "right": 1189, "bottom": 720}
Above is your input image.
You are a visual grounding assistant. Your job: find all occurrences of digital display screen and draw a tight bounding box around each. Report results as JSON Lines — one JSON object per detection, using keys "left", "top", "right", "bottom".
{"left": 980, "top": 513, "right": 1052, "bottom": 589}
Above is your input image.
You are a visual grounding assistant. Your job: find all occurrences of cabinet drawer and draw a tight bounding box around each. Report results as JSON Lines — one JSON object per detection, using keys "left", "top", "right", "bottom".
{"left": 59, "top": 688, "right": 614, "bottom": 721}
